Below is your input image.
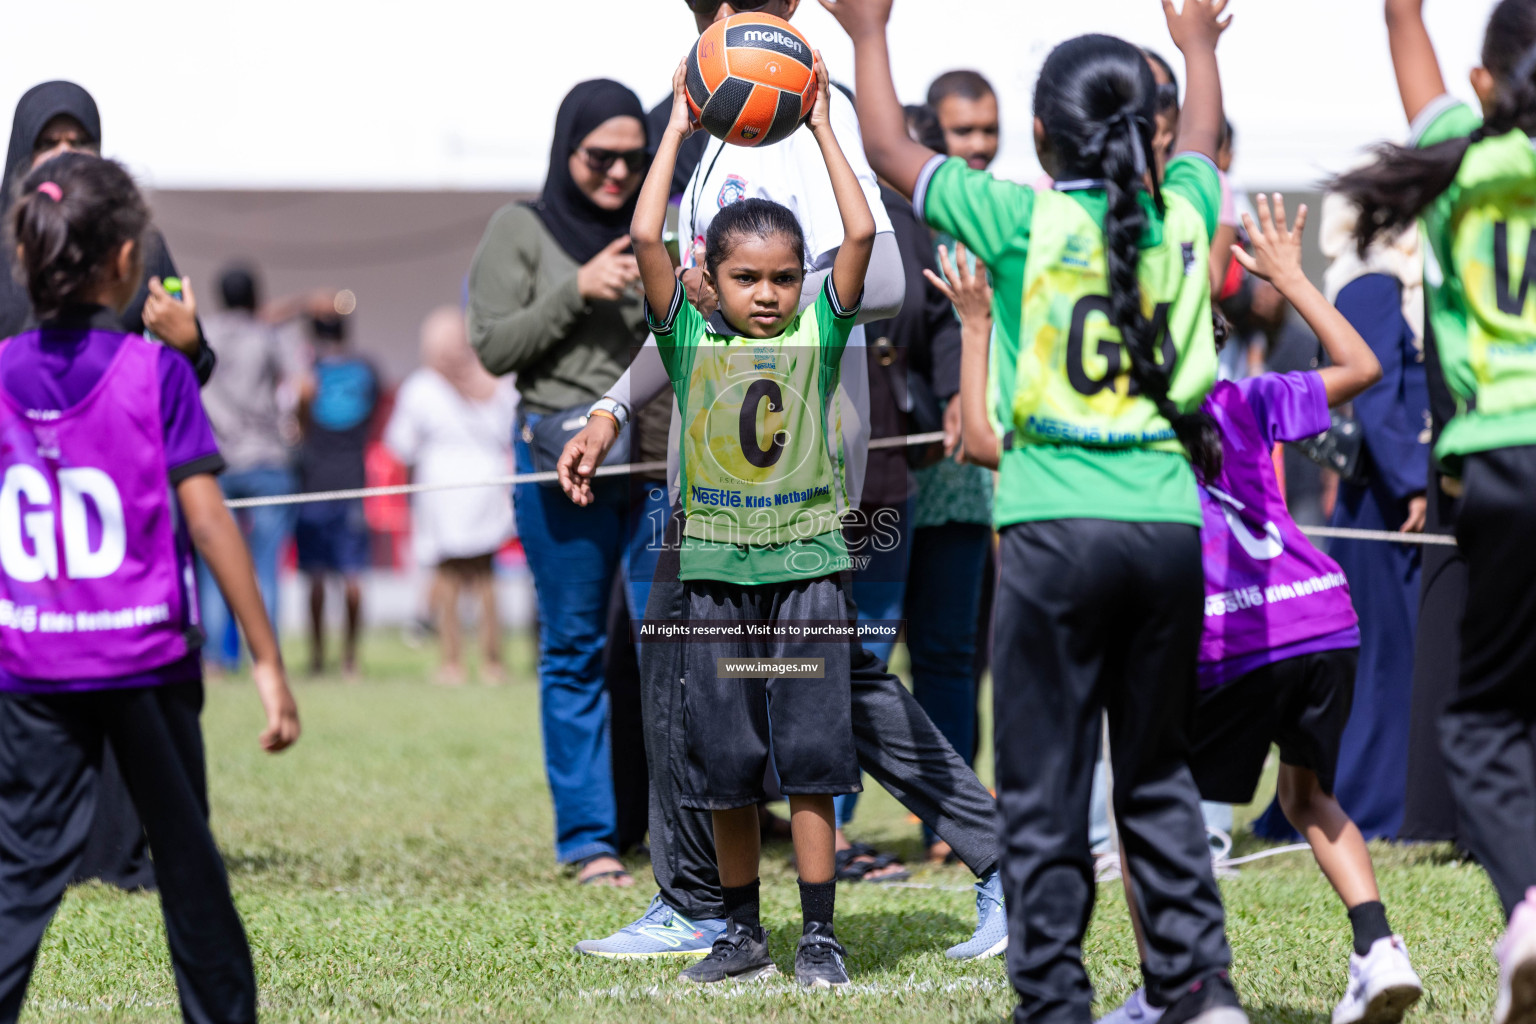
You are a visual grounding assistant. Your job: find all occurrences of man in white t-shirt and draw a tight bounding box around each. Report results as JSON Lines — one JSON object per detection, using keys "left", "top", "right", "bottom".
{"left": 562, "top": 0, "right": 1005, "bottom": 966}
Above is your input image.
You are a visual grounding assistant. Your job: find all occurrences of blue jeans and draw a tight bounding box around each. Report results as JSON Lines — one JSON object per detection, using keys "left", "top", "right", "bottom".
{"left": 196, "top": 466, "right": 295, "bottom": 671}
{"left": 838, "top": 499, "right": 915, "bottom": 829}
{"left": 515, "top": 419, "right": 668, "bottom": 864}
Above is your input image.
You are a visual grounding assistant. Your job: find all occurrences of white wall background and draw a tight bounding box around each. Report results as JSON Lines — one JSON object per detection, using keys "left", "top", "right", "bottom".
{"left": 0, "top": 1, "right": 1496, "bottom": 192}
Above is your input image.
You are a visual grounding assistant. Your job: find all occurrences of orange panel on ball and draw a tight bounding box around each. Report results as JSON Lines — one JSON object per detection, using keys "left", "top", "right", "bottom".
{"left": 726, "top": 49, "right": 813, "bottom": 94}
{"left": 728, "top": 83, "right": 783, "bottom": 147}
{"left": 696, "top": 23, "right": 730, "bottom": 93}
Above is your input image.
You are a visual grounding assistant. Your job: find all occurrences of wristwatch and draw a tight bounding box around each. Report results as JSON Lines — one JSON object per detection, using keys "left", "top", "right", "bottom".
{"left": 588, "top": 395, "right": 630, "bottom": 432}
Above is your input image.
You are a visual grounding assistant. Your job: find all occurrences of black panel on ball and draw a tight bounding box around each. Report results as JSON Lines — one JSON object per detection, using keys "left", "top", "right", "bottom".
{"left": 702, "top": 76, "right": 753, "bottom": 141}
{"left": 763, "top": 87, "right": 806, "bottom": 146}
{"left": 686, "top": 51, "right": 710, "bottom": 112}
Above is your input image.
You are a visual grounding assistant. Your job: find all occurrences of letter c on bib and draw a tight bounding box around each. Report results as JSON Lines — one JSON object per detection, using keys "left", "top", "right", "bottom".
{"left": 1205, "top": 485, "right": 1284, "bottom": 561}
{"left": 0, "top": 465, "right": 57, "bottom": 582}
{"left": 59, "top": 468, "right": 126, "bottom": 579}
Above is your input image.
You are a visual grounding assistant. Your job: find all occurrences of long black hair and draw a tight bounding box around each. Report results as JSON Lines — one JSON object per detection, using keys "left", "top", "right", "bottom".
{"left": 1036, "top": 34, "right": 1222, "bottom": 477}
{"left": 1335, "top": 0, "right": 1536, "bottom": 253}
{"left": 8, "top": 152, "right": 148, "bottom": 319}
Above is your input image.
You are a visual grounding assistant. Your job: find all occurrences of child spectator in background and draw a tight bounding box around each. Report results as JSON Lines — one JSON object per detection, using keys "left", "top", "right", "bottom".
{"left": 296, "top": 308, "right": 379, "bottom": 679}
{"left": 384, "top": 306, "right": 517, "bottom": 686}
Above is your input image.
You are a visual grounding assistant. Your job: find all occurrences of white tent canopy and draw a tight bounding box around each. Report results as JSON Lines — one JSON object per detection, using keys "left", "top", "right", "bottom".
{"left": 2, "top": 1, "right": 1496, "bottom": 192}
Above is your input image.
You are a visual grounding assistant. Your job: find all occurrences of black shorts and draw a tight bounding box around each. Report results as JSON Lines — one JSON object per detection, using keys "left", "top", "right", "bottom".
{"left": 1189, "top": 647, "right": 1358, "bottom": 804}
{"left": 679, "top": 574, "right": 861, "bottom": 810}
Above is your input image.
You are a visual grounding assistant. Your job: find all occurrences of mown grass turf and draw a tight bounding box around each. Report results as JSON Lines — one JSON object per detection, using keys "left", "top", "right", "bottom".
{"left": 20, "top": 631, "right": 1501, "bottom": 1023}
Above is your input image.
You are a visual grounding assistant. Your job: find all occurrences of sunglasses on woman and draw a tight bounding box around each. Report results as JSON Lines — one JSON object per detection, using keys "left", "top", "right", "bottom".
{"left": 577, "top": 147, "right": 650, "bottom": 175}
{"left": 684, "top": 0, "right": 774, "bottom": 14}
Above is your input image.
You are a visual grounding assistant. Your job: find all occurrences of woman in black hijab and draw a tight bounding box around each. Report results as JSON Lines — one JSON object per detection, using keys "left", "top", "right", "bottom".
{"left": 0, "top": 82, "right": 218, "bottom": 893}
{"left": 467, "top": 80, "right": 658, "bottom": 886}
{"left": 0, "top": 81, "right": 215, "bottom": 383}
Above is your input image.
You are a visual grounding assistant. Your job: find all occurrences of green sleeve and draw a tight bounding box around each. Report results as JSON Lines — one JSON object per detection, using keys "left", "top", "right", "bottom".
{"left": 915, "top": 156, "right": 1033, "bottom": 268}
{"left": 811, "top": 276, "right": 859, "bottom": 365}
{"left": 1163, "top": 153, "right": 1222, "bottom": 241}
{"left": 644, "top": 279, "right": 704, "bottom": 383}
{"left": 1412, "top": 96, "right": 1481, "bottom": 149}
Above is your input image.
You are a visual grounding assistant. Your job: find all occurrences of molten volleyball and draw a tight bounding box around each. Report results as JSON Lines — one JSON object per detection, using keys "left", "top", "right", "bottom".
{"left": 686, "top": 14, "right": 818, "bottom": 148}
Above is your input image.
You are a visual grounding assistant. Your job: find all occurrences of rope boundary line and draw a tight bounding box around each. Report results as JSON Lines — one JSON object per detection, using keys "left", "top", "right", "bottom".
{"left": 225, "top": 431, "right": 1456, "bottom": 547}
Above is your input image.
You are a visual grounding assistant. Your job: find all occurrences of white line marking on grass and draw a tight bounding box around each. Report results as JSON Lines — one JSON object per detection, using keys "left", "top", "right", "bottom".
{"left": 576, "top": 975, "right": 1013, "bottom": 1001}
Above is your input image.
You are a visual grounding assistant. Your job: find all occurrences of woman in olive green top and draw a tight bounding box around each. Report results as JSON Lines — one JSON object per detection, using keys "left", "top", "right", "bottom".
{"left": 467, "top": 79, "right": 662, "bottom": 887}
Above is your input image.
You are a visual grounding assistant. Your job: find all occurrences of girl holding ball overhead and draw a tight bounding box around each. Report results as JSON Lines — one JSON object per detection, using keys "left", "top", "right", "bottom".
{"left": 630, "top": 52, "right": 873, "bottom": 988}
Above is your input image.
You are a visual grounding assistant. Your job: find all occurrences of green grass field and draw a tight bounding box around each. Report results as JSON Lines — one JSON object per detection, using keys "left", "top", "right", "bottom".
{"left": 19, "top": 631, "right": 1503, "bottom": 1023}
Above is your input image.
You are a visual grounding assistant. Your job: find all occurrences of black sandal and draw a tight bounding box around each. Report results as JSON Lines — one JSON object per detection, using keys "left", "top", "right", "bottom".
{"left": 834, "top": 842, "right": 911, "bottom": 883}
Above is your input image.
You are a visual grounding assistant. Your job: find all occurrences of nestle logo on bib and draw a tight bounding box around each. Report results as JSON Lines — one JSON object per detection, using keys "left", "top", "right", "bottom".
{"left": 744, "top": 29, "right": 803, "bottom": 54}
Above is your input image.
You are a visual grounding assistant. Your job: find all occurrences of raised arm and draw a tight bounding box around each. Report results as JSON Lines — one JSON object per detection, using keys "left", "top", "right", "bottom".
{"left": 1232, "top": 194, "right": 1382, "bottom": 406}
{"left": 1163, "top": 0, "right": 1231, "bottom": 163}
{"left": 1386, "top": 0, "right": 1448, "bottom": 124}
{"left": 633, "top": 60, "right": 696, "bottom": 316}
{"left": 819, "top": 0, "right": 939, "bottom": 200}
{"left": 924, "top": 244, "right": 999, "bottom": 469}
{"left": 808, "top": 54, "right": 876, "bottom": 308}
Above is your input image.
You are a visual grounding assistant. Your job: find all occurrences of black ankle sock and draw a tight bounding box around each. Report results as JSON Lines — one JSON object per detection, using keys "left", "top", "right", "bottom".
{"left": 799, "top": 878, "right": 836, "bottom": 929}
{"left": 1348, "top": 900, "right": 1393, "bottom": 956}
{"left": 722, "top": 880, "right": 760, "bottom": 930}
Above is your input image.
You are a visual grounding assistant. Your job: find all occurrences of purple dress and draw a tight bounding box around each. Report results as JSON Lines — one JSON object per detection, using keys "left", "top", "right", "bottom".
{"left": 1197, "top": 372, "right": 1360, "bottom": 689}
{"left": 0, "top": 316, "right": 221, "bottom": 690}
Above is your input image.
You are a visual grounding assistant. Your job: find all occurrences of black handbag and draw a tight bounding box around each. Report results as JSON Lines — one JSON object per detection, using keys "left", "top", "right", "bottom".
{"left": 520, "top": 403, "right": 631, "bottom": 487}
{"left": 1293, "top": 409, "right": 1367, "bottom": 485}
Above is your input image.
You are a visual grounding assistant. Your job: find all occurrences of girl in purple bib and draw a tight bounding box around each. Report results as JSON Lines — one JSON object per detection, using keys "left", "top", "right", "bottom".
{"left": 1103, "top": 197, "right": 1425, "bottom": 1024}
{"left": 0, "top": 152, "right": 300, "bottom": 1024}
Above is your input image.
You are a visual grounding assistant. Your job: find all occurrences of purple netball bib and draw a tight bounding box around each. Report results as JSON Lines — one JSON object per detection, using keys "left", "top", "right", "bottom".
{"left": 1197, "top": 374, "right": 1359, "bottom": 681}
{"left": 0, "top": 334, "right": 193, "bottom": 682}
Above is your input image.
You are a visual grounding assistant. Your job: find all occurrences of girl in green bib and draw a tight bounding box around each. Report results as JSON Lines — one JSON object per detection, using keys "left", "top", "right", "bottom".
{"left": 823, "top": 1, "right": 1243, "bottom": 1021}
{"left": 628, "top": 55, "right": 874, "bottom": 989}
{"left": 1336, "top": 2, "right": 1536, "bottom": 1019}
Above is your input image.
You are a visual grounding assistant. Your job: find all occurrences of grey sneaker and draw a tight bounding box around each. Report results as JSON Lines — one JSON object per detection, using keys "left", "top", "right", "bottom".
{"left": 946, "top": 870, "right": 1008, "bottom": 960}
{"left": 575, "top": 893, "right": 725, "bottom": 959}
{"left": 679, "top": 920, "right": 777, "bottom": 985}
{"left": 795, "top": 921, "right": 850, "bottom": 989}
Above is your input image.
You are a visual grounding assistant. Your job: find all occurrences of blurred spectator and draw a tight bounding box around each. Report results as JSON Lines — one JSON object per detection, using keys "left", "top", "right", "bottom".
{"left": 296, "top": 308, "right": 380, "bottom": 678}
{"left": 196, "top": 265, "right": 301, "bottom": 672}
{"left": 385, "top": 307, "right": 517, "bottom": 686}
{"left": 925, "top": 71, "right": 999, "bottom": 171}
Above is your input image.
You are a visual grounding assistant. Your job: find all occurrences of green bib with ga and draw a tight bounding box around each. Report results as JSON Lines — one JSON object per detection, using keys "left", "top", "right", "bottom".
{"left": 1009, "top": 189, "right": 1216, "bottom": 452}
{"left": 677, "top": 314, "right": 846, "bottom": 548}
{"left": 1436, "top": 129, "right": 1536, "bottom": 458}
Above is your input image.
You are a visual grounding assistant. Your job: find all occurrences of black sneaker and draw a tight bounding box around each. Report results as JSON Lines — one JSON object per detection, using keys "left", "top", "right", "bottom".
{"left": 1161, "top": 971, "right": 1249, "bottom": 1024}
{"left": 678, "top": 920, "right": 777, "bottom": 985}
{"left": 795, "top": 921, "right": 850, "bottom": 989}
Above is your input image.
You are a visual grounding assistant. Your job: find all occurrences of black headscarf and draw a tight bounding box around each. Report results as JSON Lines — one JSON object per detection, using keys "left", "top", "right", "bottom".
{"left": 2, "top": 81, "right": 100, "bottom": 216}
{"left": 529, "top": 79, "right": 648, "bottom": 265}
{"left": 0, "top": 82, "right": 102, "bottom": 338}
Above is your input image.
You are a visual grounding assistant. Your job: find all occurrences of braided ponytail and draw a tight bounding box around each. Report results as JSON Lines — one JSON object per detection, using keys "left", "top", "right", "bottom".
{"left": 1099, "top": 110, "right": 1222, "bottom": 478}
{"left": 1335, "top": 0, "right": 1536, "bottom": 254}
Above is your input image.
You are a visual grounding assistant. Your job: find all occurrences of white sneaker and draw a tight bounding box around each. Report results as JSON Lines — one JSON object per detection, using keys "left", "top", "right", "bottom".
{"left": 1098, "top": 987, "right": 1165, "bottom": 1024}
{"left": 1331, "top": 935, "right": 1422, "bottom": 1023}
{"left": 1496, "top": 888, "right": 1536, "bottom": 1024}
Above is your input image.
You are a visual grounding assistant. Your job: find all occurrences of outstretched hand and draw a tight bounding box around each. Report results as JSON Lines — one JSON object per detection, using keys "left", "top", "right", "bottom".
{"left": 1230, "top": 193, "right": 1308, "bottom": 290}
{"left": 1161, "top": 0, "right": 1231, "bottom": 54}
{"left": 924, "top": 243, "right": 993, "bottom": 327}
{"left": 816, "top": 0, "right": 894, "bottom": 41}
